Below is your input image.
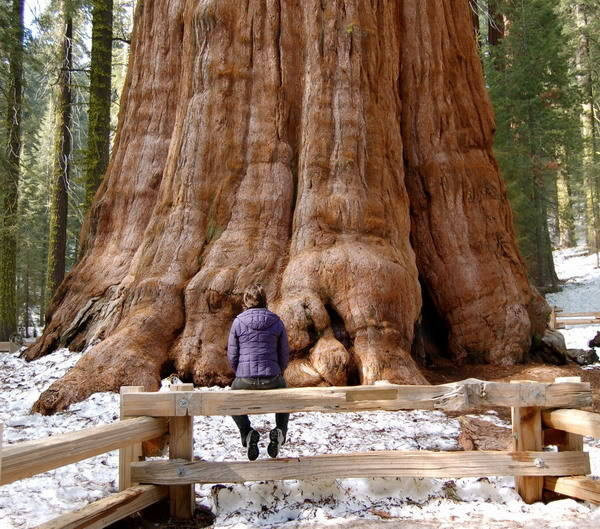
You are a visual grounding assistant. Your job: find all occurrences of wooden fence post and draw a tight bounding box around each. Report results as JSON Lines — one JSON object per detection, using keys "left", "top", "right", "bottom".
{"left": 549, "top": 307, "right": 557, "bottom": 330}
{"left": 119, "top": 386, "right": 144, "bottom": 491}
{"left": 554, "top": 377, "right": 583, "bottom": 452}
{"left": 169, "top": 383, "right": 194, "bottom": 519}
{"left": 511, "top": 380, "right": 543, "bottom": 504}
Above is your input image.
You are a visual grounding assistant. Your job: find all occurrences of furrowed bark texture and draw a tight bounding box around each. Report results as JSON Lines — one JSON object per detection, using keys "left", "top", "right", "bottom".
{"left": 26, "top": 0, "right": 548, "bottom": 414}
{"left": 45, "top": 5, "right": 73, "bottom": 305}
{"left": 84, "top": 0, "right": 113, "bottom": 214}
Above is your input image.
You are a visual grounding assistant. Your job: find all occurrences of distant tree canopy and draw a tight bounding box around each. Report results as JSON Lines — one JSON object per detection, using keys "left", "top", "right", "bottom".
{"left": 480, "top": 0, "right": 600, "bottom": 288}
{"left": 0, "top": 0, "right": 133, "bottom": 339}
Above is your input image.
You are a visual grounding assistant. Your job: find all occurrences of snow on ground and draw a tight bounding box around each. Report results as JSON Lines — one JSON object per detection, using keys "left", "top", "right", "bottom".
{"left": 547, "top": 246, "right": 600, "bottom": 351}
{"left": 1, "top": 246, "right": 600, "bottom": 528}
{"left": 1, "top": 348, "right": 599, "bottom": 529}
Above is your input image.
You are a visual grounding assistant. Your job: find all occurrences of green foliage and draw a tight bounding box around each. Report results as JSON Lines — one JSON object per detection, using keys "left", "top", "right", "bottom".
{"left": 483, "top": 0, "right": 582, "bottom": 287}
{"left": 560, "top": 0, "right": 600, "bottom": 252}
{"left": 0, "top": 0, "right": 133, "bottom": 334}
{"left": 0, "top": 0, "right": 24, "bottom": 339}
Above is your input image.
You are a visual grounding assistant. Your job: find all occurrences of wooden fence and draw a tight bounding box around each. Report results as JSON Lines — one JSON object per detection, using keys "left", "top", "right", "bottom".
{"left": 550, "top": 307, "right": 600, "bottom": 329}
{"left": 1, "top": 378, "right": 599, "bottom": 528}
{"left": 0, "top": 341, "right": 20, "bottom": 353}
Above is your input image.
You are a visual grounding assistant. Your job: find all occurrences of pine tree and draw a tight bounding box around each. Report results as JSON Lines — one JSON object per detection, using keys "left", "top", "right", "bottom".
{"left": 0, "top": 0, "right": 24, "bottom": 340}
{"left": 574, "top": 2, "right": 600, "bottom": 261}
{"left": 484, "top": 0, "right": 581, "bottom": 288}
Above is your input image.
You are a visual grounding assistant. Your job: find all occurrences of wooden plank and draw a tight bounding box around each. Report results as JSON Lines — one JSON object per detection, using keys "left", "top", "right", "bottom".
{"left": 120, "top": 392, "right": 176, "bottom": 417}
{"left": 0, "top": 417, "right": 167, "bottom": 486}
{"left": 0, "top": 341, "right": 12, "bottom": 352}
{"left": 169, "top": 384, "right": 194, "bottom": 519}
{"left": 512, "top": 407, "right": 543, "bottom": 503}
{"left": 131, "top": 450, "right": 590, "bottom": 484}
{"left": 557, "top": 311, "right": 600, "bottom": 318}
{"left": 512, "top": 379, "right": 543, "bottom": 504}
{"left": 556, "top": 318, "right": 600, "bottom": 326}
{"left": 544, "top": 476, "right": 600, "bottom": 505}
{"left": 544, "top": 382, "right": 592, "bottom": 408}
{"left": 544, "top": 378, "right": 586, "bottom": 452}
{"left": 542, "top": 409, "right": 600, "bottom": 439}
{"left": 119, "top": 386, "right": 145, "bottom": 491}
{"left": 34, "top": 485, "right": 168, "bottom": 529}
{"left": 121, "top": 380, "right": 592, "bottom": 417}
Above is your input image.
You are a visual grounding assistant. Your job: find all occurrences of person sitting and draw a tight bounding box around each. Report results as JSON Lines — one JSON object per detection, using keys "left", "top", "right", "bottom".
{"left": 227, "top": 284, "right": 290, "bottom": 460}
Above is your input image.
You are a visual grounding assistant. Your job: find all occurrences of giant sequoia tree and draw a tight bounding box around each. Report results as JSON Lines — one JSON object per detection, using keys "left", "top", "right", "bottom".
{"left": 25, "top": 0, "right": 549, "bottom": 414}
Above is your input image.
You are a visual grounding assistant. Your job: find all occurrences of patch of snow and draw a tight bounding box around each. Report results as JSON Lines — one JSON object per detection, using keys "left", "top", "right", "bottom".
{"left": 546, "top": 247, "right": 600, "bottom": 369}
{"left": 546, "top": 247, "right": 600, "bottom": 314}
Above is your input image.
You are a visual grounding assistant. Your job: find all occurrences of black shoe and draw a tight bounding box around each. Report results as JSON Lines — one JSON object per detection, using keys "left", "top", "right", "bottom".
{"left": 267, "top": 428, "right": 286, "bottom": 458}
{"left": 245, "top": 429, "right": 260, "bottom": 461}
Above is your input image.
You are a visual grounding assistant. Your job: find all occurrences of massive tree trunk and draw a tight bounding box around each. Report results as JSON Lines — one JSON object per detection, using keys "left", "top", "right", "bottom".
{"left": 25, "top": 0, "right": 549, "bottom": 415}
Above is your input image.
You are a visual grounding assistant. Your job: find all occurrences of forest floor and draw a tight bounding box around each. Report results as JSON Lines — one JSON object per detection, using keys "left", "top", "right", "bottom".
{"left": 1, "top": 247, "right": 600, "bottom": 529}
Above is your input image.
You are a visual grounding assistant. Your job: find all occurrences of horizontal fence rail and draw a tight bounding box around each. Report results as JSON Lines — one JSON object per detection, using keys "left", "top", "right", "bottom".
{"left": 0, "top": 416, "right": 168, "bottom": 485}
{"left": 542, "top": 409, "right": 600, "bottom": 438}
{"left": 544, "top": 476, "right": 600, "bottom": 505}
{"left": 35, "top": 485, "right": 168, "bottom": 529}
{"left": 2, "top": 378, "right": 598, "bottom": 526}
{"left": 551, "top": 308, "right": 600, "bottom": 328}
{"left": 130, "top": 450, "right": 591, "bottom": 484}
{"left": 121, "top": 380, "right": 592, "bottom": 417}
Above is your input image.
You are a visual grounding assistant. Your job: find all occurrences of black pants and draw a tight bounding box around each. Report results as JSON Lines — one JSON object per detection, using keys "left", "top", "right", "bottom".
{"left": 230, "top": 375, "right": 289, "bottom": 438}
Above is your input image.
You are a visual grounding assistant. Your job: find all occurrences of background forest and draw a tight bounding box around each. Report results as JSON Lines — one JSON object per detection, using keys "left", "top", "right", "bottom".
{"left": 0, "top": 0, "right": 599, "bottom": 341}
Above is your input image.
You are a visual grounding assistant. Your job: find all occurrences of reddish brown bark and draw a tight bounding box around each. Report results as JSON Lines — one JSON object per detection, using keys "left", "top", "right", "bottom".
{"left": 26, "top": 0, "right": 548, "bottom": 415}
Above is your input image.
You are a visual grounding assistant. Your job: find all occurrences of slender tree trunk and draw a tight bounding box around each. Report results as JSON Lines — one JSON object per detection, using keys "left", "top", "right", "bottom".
{"left": 488, "top": 0, "right": 505, "bottom": 46}
{"left": 0, "top": 0, "right": 24, "bottom": 341}
{"left": 84, "top": 0, "right": 113, "bottom": 216}
{"left": 585, "top": 34, "right": 599, "bottom": 263}
{"left": 487, "top": 0, "right": 505, "bottom": 71}
{"left": 26, "top": 0, "right": 549, "bottom": 414}
{"left": 576, "top": 5, "right": 599, "bottom": 261}
{"left": 469, "top": 0, "right": 480, "bottom": 44}
{"left": 45, "top": 3, "right": 73, "bottom": 307}
{"left": 550, "top": 169, "right": 561, "bottom": 244}
{"left": 529, "top": 136, "right": 558, "bottom": 288}
{"left": 560, "top": 168, "right": 577, "bottom": 248}
{"left": 39, "top": 266, "right": 46, "bottom": 329}
{"left": 24, "top": 259, "right": 30, "bottom": 338}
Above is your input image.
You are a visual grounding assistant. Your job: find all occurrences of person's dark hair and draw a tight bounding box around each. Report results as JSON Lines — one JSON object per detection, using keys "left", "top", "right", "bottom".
{"left": 243, "top": 284, "right": 267, "bottom": 309}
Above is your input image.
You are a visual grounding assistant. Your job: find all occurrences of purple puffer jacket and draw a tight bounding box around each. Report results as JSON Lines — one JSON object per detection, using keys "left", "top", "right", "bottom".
{"left": 227, "top": 308, "right": 290, "bottom": 378}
